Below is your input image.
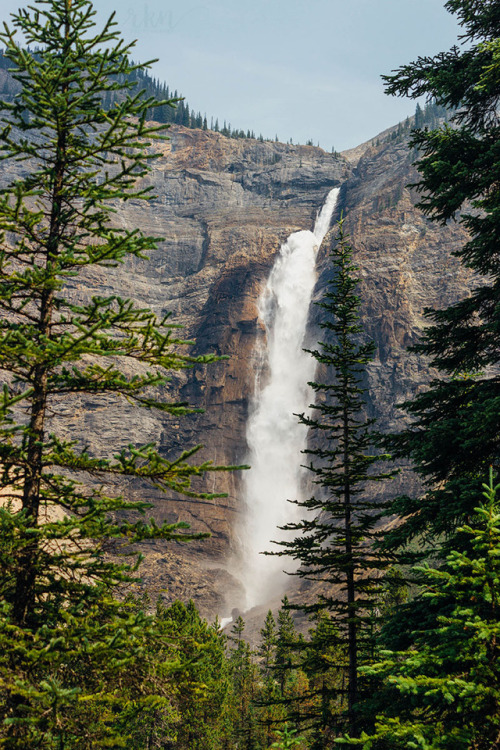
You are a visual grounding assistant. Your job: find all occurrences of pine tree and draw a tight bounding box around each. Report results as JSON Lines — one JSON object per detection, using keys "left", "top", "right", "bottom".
{"left": 346, "top": 470, "right": 500, "bottom": 749}
{"left": 259, "top": 610, "right": 277, "bottom": 677}
{"left": 278, "top": 221, "right": 392, "bottom": 737}
{"left": 299, "top": 612, "right": 344, "bottom": 749}
{"left": 414, "top": 101, "right": 424, "bottom": 129}
{"left": 381, "top": 0, "right": 500, "bottom": 557}
{"left": 275, "top": 596, "right": 299, "bottom": 696}
{"left": 272, "top": 598, "right": 312, "bottom": 743}
{"left": 0, "top": 0, "right": 235, "bottom": 744}
{"left": 271, "top": 723, "right": 304, "bottom": 749}
{"left": 155, "top": 600, "right": 234, "bottom": 750}
{"left": 229, "top": 616, "right": 263, "bottom": 749}
{"left": 257, "top": 610, "right": 282, "bottom": 748}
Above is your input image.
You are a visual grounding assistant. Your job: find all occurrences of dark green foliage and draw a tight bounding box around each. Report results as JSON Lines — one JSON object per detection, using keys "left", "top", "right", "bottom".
{"left": 228, "top": 616, "right": 265, "bottom": 750}
{"left": 347, "top": 3, "right": 500, "bottom": 745}
{"left": 381, "top": 0, "right": 500, "bottom": 556}
{"left": 344, "top": 471, "right": 500, "bottom": 749}
{"left": 275, "top": 596, "right": 300, "bottom": 696}
{"left": 380, "top": 101, "right": 450, "bottom": 148}
{"left": 0, "top": 0, "right": 237, "bottom": 744}
{"left": 0, "top": 46, "right": 272, "bottom": 143}
{"left": 299, "top": 612, "right": 343, "bottom": 749}
{"left": 155, "top": 600, "right": 234, "bottom": 750}
{"left": 278, "top": 221, "right": 393, "bottom": 736}
{"left": 253, "top": 599, "right": 312, "bottom": 748}
{"left": 257, "top": 610, "right": 280, "bottom": 747}
{"left": 259, "top": 610, "right": 277, "bottom": 676}
{"left": 0, "top": 590, "right": 177, "bottom": 749}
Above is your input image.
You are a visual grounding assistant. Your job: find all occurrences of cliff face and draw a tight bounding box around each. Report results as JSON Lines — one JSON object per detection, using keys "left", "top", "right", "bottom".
{"left": 113, "top": 127, "right": 475, "bottom": 618}
{"left": 0, "top": 124, "right": 476, "bottom": 619}
{"left": 56, "top": 127, "right": 347, "bottom": 616}
{"left": 331, "top": 138, "right": 473, "bottom": 504}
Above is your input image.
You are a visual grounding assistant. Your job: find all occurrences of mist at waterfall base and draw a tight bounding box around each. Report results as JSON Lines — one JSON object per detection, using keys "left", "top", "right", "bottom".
{"left": 239, "top": 188, "right": 340, "bottom": 611}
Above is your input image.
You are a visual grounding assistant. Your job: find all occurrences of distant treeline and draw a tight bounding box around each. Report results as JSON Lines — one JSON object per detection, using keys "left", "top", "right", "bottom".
{"left": 375, "top": 100, "right": 452, "bottom": 147}
{"left": 0, "top": 48, "right": 277, "bottom": 142}
{"left": 0, "top": 49, "right": 451, "bottom": 148}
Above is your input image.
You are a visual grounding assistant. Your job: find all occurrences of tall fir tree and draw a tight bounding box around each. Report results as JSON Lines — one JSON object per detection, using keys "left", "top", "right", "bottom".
{"left": 0, "top": 0, "right": 235, "bottom": 744}
{"left": 259, "top": 609, "right": 277, "bottom": 678}
{"left": 154, "top": 600, "right": 235, "bottom": 750}
{"left": 344, "top": 470, "right": 500, "bottom": 750}
{"left": 300, "top": 611, "right": 344, "bottom": 749}
{"left": 275, "top": 596, "right": 300, "bottom": 697}
{"left": 381, "top": 0, "right": 500, "bottom": 557}
{"left": 278, "top": 221, "right": 392, "bottom": 738}
{"left": 228, "top": 616, "right": 264, "bottom": 750}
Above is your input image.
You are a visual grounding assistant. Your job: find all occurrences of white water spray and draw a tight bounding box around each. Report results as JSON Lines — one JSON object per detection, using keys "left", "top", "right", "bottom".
{"left": 241, "top": 187, "right": 340, "bottom": 609}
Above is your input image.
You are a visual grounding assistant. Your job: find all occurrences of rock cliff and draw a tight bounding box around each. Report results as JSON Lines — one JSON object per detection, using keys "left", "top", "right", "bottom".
{"left": 0, "top": 123, "right": 476, "bottom": 620}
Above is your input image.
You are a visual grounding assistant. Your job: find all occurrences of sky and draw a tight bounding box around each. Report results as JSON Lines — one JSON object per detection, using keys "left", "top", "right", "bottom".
{"left": 0, "top": 0, "right": 462, "bottom": 151}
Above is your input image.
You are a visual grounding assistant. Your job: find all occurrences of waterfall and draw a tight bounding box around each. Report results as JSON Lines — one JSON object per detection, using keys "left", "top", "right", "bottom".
{"left": 241, "top": 187, "right": 340, "bottom": 610}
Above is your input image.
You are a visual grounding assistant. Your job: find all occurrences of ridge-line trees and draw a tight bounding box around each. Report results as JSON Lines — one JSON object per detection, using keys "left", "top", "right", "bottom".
{"left": 381, "top": 0, "right": 500, "bottom": 559}
{"left": 0, "top": 0, "right": 236, "bottom": 745}
{"left": 277, "top": 221, "right": 393, "bottom": 739}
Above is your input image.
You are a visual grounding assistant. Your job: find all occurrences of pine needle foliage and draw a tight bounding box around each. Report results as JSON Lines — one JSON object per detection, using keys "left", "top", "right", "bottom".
{"left": 0, "top": 0, "right": 237, "bottom": 744}
{"left": 343, "top": 469, "right": 500, "bottom": 750}
{"left": 381, "top": 0, "right": 500, "bottom": 555}
{"left": 277, "top": 220, "right": 393, "bottom": 736}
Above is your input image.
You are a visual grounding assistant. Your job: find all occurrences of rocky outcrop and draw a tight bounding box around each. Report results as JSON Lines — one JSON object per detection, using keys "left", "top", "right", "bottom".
{"left": 0, "top": 122, "right": 477, "bottom": 619}
{"left": 61, "top": 127, "right": 347, "bottom": 617}
{"left": 333, "top": 139, "right": 472, "bottom": 504}
{"left": 130, "top": 128, "right": 475, "bottom": 618}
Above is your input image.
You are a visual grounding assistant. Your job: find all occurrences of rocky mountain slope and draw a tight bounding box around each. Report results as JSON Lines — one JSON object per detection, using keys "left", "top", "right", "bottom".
{"left": 0, "top": 122, "right": 475, "bottom": 620}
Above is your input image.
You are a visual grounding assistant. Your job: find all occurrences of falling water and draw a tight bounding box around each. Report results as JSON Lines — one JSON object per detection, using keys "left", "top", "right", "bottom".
{"left": 241, "top": 187, "right": 340, "bottom": 609}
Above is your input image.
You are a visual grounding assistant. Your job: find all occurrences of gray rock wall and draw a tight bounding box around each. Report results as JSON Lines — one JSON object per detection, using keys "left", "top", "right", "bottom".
{"left": 0, "top": 124, "right": 476, "bottom": 618}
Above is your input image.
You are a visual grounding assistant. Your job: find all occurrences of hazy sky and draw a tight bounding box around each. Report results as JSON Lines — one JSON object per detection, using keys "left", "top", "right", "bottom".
{"left": 0, "top": 0, "right": 462, "bottom": 151}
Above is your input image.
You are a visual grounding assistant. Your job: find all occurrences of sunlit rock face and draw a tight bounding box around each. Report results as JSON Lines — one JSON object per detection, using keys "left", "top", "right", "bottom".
{"left": 0, "top": 123, "right": 474, "bottom": 619}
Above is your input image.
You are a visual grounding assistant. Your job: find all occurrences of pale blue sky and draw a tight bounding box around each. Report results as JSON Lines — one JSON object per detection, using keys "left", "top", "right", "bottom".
{"left": 1, "top": 0, "right": 461, "bottom": 150}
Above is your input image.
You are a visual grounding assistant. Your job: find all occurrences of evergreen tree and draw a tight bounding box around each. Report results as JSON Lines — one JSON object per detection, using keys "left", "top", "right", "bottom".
{"left": 255, "top": 599, "right": 311, "bottom": 747}
{"left": 259, "top": 609, "right": 277, "bottom": 677}
{"left": 257, "top": 610, "right": 282, "bottom": 748}
{"left": 271, "top": 723, "right": 304, "bottom": 749}
{"left": 381, "top": 0, "right": 500, "bottom": 557}
{"left": 156, "top": 600, "right": 234, "bottom": 750}
{"left": 229, "top": 616, "right": 263, "bottom": 749}
{"left": 275, "top": 596, "right": 299, "bottom": 696}
{"left": 300, "top": 612, "right": 344, "bottom": 749}
{"left": 278, "top": 221, "right": 392, "bottom": 737}
{"left": 0, "top": 0, "right": 235, "bottom": 744}
{"left": 414, "top": 101, "right": 424, "bottom": 129}
{"left": 345, "top": 470, "right": 500, "bottom": 749}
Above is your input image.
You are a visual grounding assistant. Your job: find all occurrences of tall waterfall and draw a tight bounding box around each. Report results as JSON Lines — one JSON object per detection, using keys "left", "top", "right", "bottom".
{"left": 241, "top": 187, "right": 340, "bottom": 609}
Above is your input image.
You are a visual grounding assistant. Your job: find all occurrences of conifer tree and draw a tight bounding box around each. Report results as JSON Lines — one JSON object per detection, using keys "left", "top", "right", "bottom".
{"left": 346, "top": 470, "right": 500, "bottom": 749}
{"left": 0, "top": 0, "right": 234, "bottom": 744}
{"left": 299, "top": 612, "right": 344, "bottom": 749}
{"left": 271, "top": 723, "right": 304, "bottom": 749}
{"left": 381, "top": 0, "right": 500, "bottom": 556}
{"left": 155, "top": 600, "right": 234, "bottom": 750}
{"left": 275, "top": 596, "right": 300, "bottom": 696}
{"left": 229, "top": 616, "right": 263, "bottom": 749}
{"left": 278, "top": 221, "right": 392, "bottom": 737}
{"left": 257, "top": 610, "right": 281, "bottom": 747}
{"left": 259, "top": 609, "right": 277, "bottom": 677}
